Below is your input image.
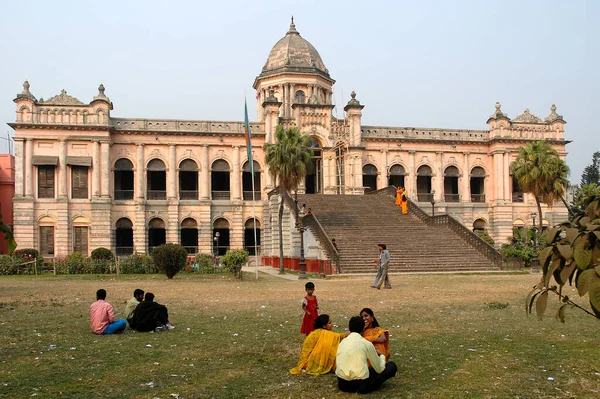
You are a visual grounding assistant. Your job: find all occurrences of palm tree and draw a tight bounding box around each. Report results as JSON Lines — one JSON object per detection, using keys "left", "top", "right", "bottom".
{"left": 264, "top": 126, "right": 313, "bottom": 274}
{"left": 511, "top": 140, "right": 570, "bottom": 231}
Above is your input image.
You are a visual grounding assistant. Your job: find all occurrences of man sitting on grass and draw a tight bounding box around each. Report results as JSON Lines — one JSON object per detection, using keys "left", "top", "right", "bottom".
{"left": 124, "top": 288, "right": 144, "bottom": 329}
{"left": 132, "top": 292, "right": 175, "bottom": 332}
{"left": 335, "top": 316, "right": 397, "bottom": 393}
{"left": 89, "top": 289, "right": 126, "bottom": 335}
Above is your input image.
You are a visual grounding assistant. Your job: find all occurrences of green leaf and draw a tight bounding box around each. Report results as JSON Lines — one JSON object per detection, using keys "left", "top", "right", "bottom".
{"left": 590, "top": 301, "right": 600, "bottom": 319}
{"left": 545, "top": 228, "right": 559, "bottom": 245}
{"left": 535, "top": 291, "right": 549, "bottom": 320}
{"left": 595, "top": 265, "right": 600, "bottom": 278}
{"left": 573, "top": 237, "right": 593, "bottom": 269}
{"left": 0, "top": 221, "right": 16, "bottom": 253}
{"left": 538, "top": 246, "right": 553, "bottom": 269}
{"left": 576, "top": 269, "right": 596, "bottom": 297}
{"left": 587, "top": 276, "right": 600, "bottom": 315}
{"left": 555, "top": 304, "right": 567, "bottom": 323}
{"left": 580, "top": 216, "right": 591, "bottom": 227}
{"left": 587, "top": 200, "right": 599, "bottom": 219}
{"left": 593, "top": 231, "right": 600, "bottom": 241}
{"left": 525, "top": 287, "right": 540, "bottom": 315}
{"left": 544, "top": 258, "right": 561, "bottom": 287}
{"left": 566, "top": 228, "right": 581, "bottom": 244}
{"left": 556, "top": 244, "right": 573, "bottom": 261}
{"left": 586, "top": 225, "right": 600, "bottom": 232}
{"left": 559, "top": 261, "right": 577, "bottom": 287}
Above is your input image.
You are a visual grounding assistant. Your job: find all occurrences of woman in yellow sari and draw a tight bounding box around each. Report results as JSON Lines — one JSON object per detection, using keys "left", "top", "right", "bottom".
{"left": 360, "top": 308, "right": 390, "bottom": 360}
{"left": 395, "top": 187, "right": 403, "bottom": 207}
{"left": 290, "top": 314, "right": 349, "bottom": 375}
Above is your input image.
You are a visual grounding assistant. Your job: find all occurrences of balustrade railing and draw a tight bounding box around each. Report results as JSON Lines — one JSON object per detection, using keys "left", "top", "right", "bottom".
{"left": 243, "top": 191, "right": 262, "bottom": 200}
{"left": 179, "top": 190, "right": 198, "bottom": 200}
{"left": 212, "top": 191, "right": 230, "bottom": 200}
{"left": 471, "top": 194, "right": 486, "bottom": 203}
{"left": 512, "top": 192, "right": 524, "bottom": 202}
{"left": 417, "top": 193, "right": 434, "bottom": 202}
{"left": 147, "top": 190, "right": 166, "bottom": 200}
{"left": 445, "top": 193, "right": 460, "bottom": 202}
{"left": 114, "top": 190, "right": 134, "bottom": 200}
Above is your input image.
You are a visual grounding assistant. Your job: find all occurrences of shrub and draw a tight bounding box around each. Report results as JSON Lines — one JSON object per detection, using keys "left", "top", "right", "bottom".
{"left": 65, "top": 252, "right": 87, "bottom": 274}
{"left": 195, "top": 253, "right": 216, "bottom": 273}
{"left": 221, "top": 249, "right": 248, "bottom": 279}
{"left": 118, "top": 254, "right": 156, "bottom": 274}
{"left": 152, "top": 244, "right": 188, "bottom": 279}
{"left": 13, "top": 248, "right": 42, "bottom": 271}
{"left": 0, "top": 255, "right": 15, "bottom": 275}
{"left": 474, "top": 230, "right": 495, "bottom": 246}
{"left": 91, "top": 247, "right": 115, "bottom": 261}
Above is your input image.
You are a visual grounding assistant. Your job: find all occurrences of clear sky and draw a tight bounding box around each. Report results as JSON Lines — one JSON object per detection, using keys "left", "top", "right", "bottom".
{"left": 1, "top": 0, "right": 597, "bottom": 183}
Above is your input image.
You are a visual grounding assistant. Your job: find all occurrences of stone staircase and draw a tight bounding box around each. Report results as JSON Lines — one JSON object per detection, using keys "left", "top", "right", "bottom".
{"left": 297, "top": 189, "right": 502, "bottom": 273}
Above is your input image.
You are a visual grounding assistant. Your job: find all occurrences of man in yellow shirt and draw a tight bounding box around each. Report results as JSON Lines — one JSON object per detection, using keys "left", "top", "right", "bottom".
{"left": 336, "top": 316, "right": 397, "bottom": 393}
{"left": 124, "top": 289, "right": 144, "bottom": 329}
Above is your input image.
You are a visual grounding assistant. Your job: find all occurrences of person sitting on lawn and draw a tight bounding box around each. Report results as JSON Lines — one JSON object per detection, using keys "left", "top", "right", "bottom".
{"left": 132, "top": 292, "right": 174, "bottom": 332}
{"left": 124, "top": 288, "right": 144, "bottom": 329}
{"left": 89, "top": 289, "right": 126, "bottom": 335}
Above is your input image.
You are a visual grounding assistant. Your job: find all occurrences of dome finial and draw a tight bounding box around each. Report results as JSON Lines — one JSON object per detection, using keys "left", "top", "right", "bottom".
{"left": 288, "top": 16, "right": 298, "bottom": 34}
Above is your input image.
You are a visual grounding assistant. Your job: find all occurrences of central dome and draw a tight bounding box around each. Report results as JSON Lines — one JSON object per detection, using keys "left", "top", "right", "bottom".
{"left": 259, "top": 20, "right": 330, "bottom": 79}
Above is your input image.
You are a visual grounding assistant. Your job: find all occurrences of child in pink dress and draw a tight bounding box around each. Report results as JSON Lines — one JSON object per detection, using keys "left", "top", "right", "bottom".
{"left": 300, "top": 281, "right": 319, "bottom": 335}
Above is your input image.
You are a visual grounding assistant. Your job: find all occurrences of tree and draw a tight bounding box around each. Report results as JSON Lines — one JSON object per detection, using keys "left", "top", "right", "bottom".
{"left": 264, "top": 126, "right": 313, "bottom": 274}
{"left": 571, "top": 183, "right": 600, "bottom": 218}
{"left": 151, "top": 243, "right": 188, "bottom": 279}
{"left": 580, "top": 151, "right": 600, "bottom": 186}
{"left": 511, "top": 141, "right": 570, "bottom": 231}
{"left": 526, "top": 193, "right": 600, "bottom": 321}
{"left": 0, "top": 211, "right": 16, "bottom": 253}
{"left": 221, "top": 249, "right": 249, "bottom": 279}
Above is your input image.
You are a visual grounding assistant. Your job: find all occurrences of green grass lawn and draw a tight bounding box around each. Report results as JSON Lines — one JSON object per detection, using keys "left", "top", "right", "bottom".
{"left": 0, "top": 272, "right": 599, "bottom": 399}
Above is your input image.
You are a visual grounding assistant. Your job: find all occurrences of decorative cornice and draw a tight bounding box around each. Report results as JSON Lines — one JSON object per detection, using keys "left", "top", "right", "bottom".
{"left": 512, "top": 109, "right": 542, "bottom": 124}
{"left": 40, "top": 89, "right": 85, "bottom": 106}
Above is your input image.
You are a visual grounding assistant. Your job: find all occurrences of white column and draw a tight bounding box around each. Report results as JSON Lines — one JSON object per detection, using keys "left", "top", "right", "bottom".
{"left": 168, "top": 144, "right": 177, "bottom": 199}
{"left": 408, "top": 151, "right": 416, "bottom": 200}
{"left": 100, "top": 141, "right": 110, "bottom": 197}
{"left": 232, "top": 146, "right": 241, "bottom": 200}
{"left": 25, "top": 139, "right": 33, "bottom": 197}
{"left": 462, "top": 152, "right": 470, "bottom": 202}
{"left": 201, "top": 145, "right": 209, "bottom": 199}
{"left": 14, "top": 139, "right": 24, "bottom": 197}
{"left": 503, "top": 151, "right": 510, "bottom": 201}
{"left": 436, "top": 151, "right": 443, "bottom": 202}
{"left": 493, "top": 152, "right": 503, "bottom": 202}
{"left": 92, "top": 141, "right": 100, "bottom": 198}
{"left": 136, "top": 144, "right": 145, "bottom": 199}
{"left": 278, "top": 84, "right": 284, "bottom": 117}
{"left": 58, "top": 140, "right": 67, "bottom": 198}
{"left": 380, "top": 150, "right": 388, "bottom": 189}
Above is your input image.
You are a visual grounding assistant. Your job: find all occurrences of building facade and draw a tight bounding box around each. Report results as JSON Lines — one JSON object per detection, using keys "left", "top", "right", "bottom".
{"left": 9, "top": 21, "right": 568, "bottom": 260}
{"left": 0, "top": 154, "right": 15, "bottom": 254}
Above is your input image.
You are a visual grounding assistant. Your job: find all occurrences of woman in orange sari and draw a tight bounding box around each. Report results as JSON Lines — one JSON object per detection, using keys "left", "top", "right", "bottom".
{"left": 360, "top": 308, "right": 390, "bottom": 360}
{"left": 395, "top": 187, "right": 403, "bottom": 207}
{"left": 400, "top": 187, "right": 408, "bottom": 215}
{"left": 290, "top": 314, "right": 349, "bottom": 375}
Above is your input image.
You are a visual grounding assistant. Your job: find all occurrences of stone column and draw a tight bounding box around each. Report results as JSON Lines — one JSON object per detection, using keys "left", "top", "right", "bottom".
{"left": 14, "top": 139, "right": 24, "bottom": 198}
{"left": 462, "top": 152, "right": 470, "bottom": 202}
{"left": 92, "top": 141, "right": 100, "bottom": 198}
{"left": 436, "top": 151, "right": 443, "bottom": 202}
{"left": 25, "top": 139, "right": 33, "bottom": 198}
{"left": 503, "top": 151, "right": 510, "bottom": 201}
{"left": 168, "top": 144, "right": 177, "bottom": 199}
{"left": 100, "top": 141, "right": 110, "bottom": 198}
{"left": 380, "top": 150, "right": 388, "bottom": 188}
{"left": 278, "top": 84, "right": 284, "bottom": 117}
{"left": 408, "top": 151, "right": 416, "bottom": 200}
{"left": 58, "top": 140, "right": 67, "bottom": 198}
{"left": 493, "top": 152, "right": 503, "bottom": 202}
{"left": 201, "top": 145, "right": 209, "bottom": 199}
{"left": 232, "top": 146, "right": 241, "bottom": 200}
{"left": 136, "top": 144, "right": 145, "bottom": 199}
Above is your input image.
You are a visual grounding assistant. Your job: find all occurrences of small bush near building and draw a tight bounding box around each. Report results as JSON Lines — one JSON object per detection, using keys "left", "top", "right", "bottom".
{"left": 13, "top": 248, "right": 42, "bottom": 271}
{"left": 221, "top": 249, "right": 249, "bottom": 279}
{"left": 195, "top": 253, "right": 216, "bottom": 273}
{"left": 152, "top": 244, "right": 188, "bottom": 279}
{"left": 118, "top": 254, "right": 156, "bottom": 274}
{"left": 474, "top": 230, "right": 495, "bottom": 246}
{"left": 91, "top": 247, "right": 115, "bottom": 261}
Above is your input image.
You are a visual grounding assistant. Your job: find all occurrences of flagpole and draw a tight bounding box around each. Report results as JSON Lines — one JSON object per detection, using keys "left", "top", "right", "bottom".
{"left": 244, "top": 98, "right": 260, "bottom": 281}
{"left": 250, "top": 161, "right": 259, "bottom": 281}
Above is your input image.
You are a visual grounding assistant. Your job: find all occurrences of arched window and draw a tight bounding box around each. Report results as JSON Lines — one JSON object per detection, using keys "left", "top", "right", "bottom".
{"left": 388, "top": 164, "right": 405, "bottom": 188}
{"left": 362, "top": 164, "right": 378, "bottom": 192}
{"left": 295, "top": 90, "right": 306, "bottom": 104}
{"left": 242, "top": 161, "right": 261, "bottom": 200}
{"left": 147, "top": 159, "right": 166, "bottom": 200}
{"left": 148, "top": 218, "right": 166, "bottom": 253}
{"left": 473, "top": 218, "right": 486, "bottom": 231}
{"left": 180, "top": 218, "right": 198, "bottom": 254}
{"left": 470, "top": 167, "right": 486, "bottom": 203}
{"left": 244, "top": 218, "right": 261, "bottom": 255}
{"left": 211, "top": 160, "right": 230, "bottom": 200}
{"left": 114, "top": 158, "right": 134, "bottom": 200}
{"left": 416, "top": 165, "right": 433, "bottom": 202}
{"left": 115, "top": 218, "right": 133, "bottom": 256}
{"left": 179, "top": 159, "right": 199, "bottom": 200}
{"left": 306, "top": 140, "right": 322, "bottom": 194}
{"left": 213, "top": 218, "right": 230, "bottom": 256}
{"left": 444, "top": 166, "right": 460, "bottom": 202}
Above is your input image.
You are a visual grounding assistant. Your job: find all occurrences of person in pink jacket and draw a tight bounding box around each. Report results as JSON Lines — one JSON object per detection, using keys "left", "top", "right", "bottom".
{"left": 89, "top": 289, "right": 126, "bottom": 334}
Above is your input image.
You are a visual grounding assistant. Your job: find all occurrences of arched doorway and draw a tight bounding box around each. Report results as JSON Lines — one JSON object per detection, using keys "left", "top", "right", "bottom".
{"left": 147, "top": 159, "right": 166, "bottom": 200}
{"left": 179, "top": 159, "right": 198, "bottom": 200}
{"left": 211, "top": 160, "right": 230, "bottom": 200}
{"left": 114, "top": 158, "right": 134, "bottom": 200}
{"left": 180, "top": 218, "right": 198, "bottom": 254}
{"left": 148, "top": 218, "right": 166, "bottom": 254}
{"left": 212, "top": 218, "right": 230, "bottom": 256}
{"left": 444, "top": 166, "right": 460, "bottom": 202}
{"left": 115, "top": 218, "right": 133, "bottom": 256}
{"left": 242, "top": 161, "right": 261, "bottom": 200}
{"left": 388, "top": 164, "right": 405, "bottom": 188}
{"left": 305, "top": 140, "right": 322, "bottom": 194}
{"left": 244, "top": 218, "right": 261, "bottom": 256}
{"left": 362, "top": 164, "right": 378, "bottom": 192}
{"left": 470, "top": 167, "right": 486, "bottom": 203}
{"left": 510, "top": 163, "right": 523, "bottom": 202}
{"left": 512, "top": 219, "right": 525, "bottom": 236}
{"left": 417, "top": 165, "right": 433, "bottom": 202}
{"left": 473, "top": 218, "right": 486, "bottom": 231}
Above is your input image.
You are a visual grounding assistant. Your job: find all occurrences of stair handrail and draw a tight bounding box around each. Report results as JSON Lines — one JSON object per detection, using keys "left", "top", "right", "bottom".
{"left": 382, "top": 187, "right": 504, "bottom": 268}
{"left": 281, "top": 191, "right": 341, "bottom": 273}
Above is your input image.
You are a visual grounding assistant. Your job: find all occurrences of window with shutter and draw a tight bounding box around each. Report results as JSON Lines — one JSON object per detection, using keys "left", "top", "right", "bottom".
{"left": 73, "top": 226, "right": 88, "bottom": 254}
{"left": 38, "top": 166, "right": 55, "bottom": 198}
{"left": 39, "top": 226, "right": 55, "bottom": 256}
{"left": 71, "top": 166, "right": 89, "bottom": 199}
